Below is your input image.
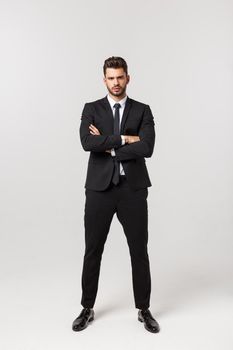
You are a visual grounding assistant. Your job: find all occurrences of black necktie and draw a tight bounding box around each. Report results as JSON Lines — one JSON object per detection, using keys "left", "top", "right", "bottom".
{"left": 113, "top": 103, "right": 121, "bottom": 135}
{"left": 112, "top": 103, "right": 121, "bottom": 185}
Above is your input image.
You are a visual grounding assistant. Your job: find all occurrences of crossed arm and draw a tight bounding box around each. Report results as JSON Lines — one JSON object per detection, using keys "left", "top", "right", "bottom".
{"left": 79, "top": 103, "right": 155, "bottom": 161}
{"left": 89, "top": 124, "right": 140, "bottom": 153}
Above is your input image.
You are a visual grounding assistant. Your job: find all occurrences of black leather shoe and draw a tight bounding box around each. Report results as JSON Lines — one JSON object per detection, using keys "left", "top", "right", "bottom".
{"left": 138, "top": 309, "right": 160, "bottom": 333}
{"left": 72, "top": 308, "right": 95, "bottom": 331}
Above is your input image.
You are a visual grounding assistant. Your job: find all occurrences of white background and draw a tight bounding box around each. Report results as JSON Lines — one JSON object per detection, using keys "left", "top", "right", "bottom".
{"left": 0, "top": 0, "right": 233, "bottom": 349}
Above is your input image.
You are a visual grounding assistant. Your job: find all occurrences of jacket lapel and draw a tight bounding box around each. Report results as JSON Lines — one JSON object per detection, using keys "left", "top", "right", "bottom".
{"left": 120, "top": 97, "right": 131, "bottom": 133}
{"left": 101, "top": 96, "right": 115, "bottom": 133}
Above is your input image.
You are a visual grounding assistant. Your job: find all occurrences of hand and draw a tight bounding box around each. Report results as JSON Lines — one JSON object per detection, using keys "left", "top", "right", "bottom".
{"left": 89, "top": 124, "right": 100, "bottom": 135}
{"left": 123, "top": 135, "right": 140, "bottom": 144}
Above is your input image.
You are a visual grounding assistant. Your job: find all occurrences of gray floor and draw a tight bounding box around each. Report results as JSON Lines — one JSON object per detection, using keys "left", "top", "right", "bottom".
{"left": 1, "top": 258, "right": 232, "bottom": 350}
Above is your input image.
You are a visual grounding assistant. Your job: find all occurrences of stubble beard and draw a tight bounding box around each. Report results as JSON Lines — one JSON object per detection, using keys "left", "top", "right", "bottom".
{"left": 107, "top": 85, "right": 127, "bottom": 99}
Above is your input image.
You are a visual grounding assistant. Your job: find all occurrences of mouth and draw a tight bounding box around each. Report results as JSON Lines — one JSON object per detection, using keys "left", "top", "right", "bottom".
{"left": 113, "top": 87, "right": 120, "bottom": 91}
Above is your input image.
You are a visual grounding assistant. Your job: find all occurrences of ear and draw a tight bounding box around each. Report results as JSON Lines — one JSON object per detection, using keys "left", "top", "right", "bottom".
{"left": 126, "top": 74, "right": 130, "bottom": 84}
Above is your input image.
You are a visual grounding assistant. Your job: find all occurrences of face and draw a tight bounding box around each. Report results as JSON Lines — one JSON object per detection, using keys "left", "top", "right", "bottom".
{"left": 103, "top": 68, "right": 130, "bottom": 100}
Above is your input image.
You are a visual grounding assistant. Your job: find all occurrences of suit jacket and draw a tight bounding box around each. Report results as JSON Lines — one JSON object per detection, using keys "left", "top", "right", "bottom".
{"left": 79, "top": 95, "right": 155, "bottom": 191}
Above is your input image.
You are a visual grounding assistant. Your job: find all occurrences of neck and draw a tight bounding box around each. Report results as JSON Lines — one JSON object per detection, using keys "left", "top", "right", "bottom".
{"left": 109, "top": 92, "right": 126, "bottom": 102}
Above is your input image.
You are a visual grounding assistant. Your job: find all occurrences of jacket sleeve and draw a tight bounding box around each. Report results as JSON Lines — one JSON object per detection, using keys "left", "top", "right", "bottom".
{"left": 114, "top": 105, "right": 156, "bottom": 161}
{"left": 79, "top": 103, "right": 122, "bottom": 152}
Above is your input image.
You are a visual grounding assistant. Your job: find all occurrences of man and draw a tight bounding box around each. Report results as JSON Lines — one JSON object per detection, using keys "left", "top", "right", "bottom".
{"left": 72, "top": 56, "right": 160, "bottom": 333}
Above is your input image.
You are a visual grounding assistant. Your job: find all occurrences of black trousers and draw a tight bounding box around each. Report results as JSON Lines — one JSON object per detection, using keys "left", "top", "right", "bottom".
{"left": 80, "top": 176, "right": 151, "bottom": 310}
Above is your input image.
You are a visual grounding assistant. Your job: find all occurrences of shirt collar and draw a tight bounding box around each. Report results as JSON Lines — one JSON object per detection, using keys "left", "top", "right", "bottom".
{"left": 107, "top": 94, "right": 128, "bottom": 109}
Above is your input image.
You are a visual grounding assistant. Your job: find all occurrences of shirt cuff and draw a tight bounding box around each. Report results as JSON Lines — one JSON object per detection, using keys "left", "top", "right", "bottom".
{"left": 110, "top": 148, "right": 116, "bottom": 157}
{"left": 121, "top": 135, "right": 125, "bottom": 145}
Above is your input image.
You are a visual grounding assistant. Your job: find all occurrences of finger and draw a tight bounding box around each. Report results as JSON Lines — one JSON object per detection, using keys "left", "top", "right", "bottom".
{"left": 89, "top": 127, "right": 98, "bottom": 133}
{"left": 91, "top": 126, "right": 98, "bottom": 132}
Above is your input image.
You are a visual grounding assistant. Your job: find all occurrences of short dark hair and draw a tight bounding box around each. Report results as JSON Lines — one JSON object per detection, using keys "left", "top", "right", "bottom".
{"left": 103, "top": 56, "right": 128, "bottom": 76}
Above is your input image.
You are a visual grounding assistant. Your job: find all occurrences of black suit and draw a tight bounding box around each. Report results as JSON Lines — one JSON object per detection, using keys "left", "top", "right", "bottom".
{"left": 79, "top": 95, "right": 156, "bottom": 310}
{"left": 80, "top": 96, "right": 155, "bottom": 191}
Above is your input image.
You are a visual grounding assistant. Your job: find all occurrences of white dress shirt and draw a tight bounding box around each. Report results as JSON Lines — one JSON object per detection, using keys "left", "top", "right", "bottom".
{"left": 107, "top": 94, "right": 127, "bottom": 175}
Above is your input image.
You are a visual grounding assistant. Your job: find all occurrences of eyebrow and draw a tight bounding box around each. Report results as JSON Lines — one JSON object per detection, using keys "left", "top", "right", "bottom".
{"left": 107, "top": 75, "right": 125, "bottom": 79}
